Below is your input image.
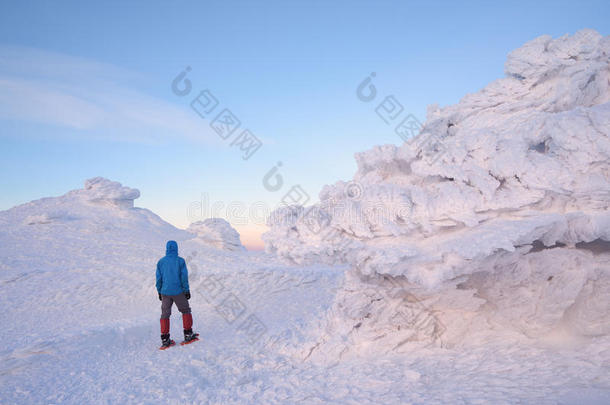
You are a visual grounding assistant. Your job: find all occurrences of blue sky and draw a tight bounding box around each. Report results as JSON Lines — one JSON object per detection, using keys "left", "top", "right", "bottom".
{"left": 0, "top": 0, "right": 608, "bottom": 248}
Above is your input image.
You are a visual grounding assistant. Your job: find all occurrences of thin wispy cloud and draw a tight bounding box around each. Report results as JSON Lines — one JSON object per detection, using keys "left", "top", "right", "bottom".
{"left": 0, "top": 45, "right": 218, "bottom": 144}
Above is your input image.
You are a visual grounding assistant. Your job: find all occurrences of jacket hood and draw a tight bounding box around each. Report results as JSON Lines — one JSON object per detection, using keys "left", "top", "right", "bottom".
{"left": 166, "top": 240, "right": 178, "bottom": 256}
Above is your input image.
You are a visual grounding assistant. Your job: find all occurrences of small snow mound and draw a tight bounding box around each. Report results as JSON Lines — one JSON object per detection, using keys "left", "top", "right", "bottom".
{"left": 81, "top": 177, "right": 140, "bottom": 209}
{"left": 188, "top": 218, "right": 246, "bottom": 251}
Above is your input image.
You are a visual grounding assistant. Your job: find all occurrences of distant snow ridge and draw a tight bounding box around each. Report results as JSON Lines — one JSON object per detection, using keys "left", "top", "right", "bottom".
{"left": 187, "top": 218, "right": 246, "bottom": 251}
{"left": 2, "top": 177, "right": 189, "bottom": 246}
{"left": 263, "top": 30, "right": 610, "bottom": 360}
{"left": 2, "top": 177, "right": 248, "bottom": 255}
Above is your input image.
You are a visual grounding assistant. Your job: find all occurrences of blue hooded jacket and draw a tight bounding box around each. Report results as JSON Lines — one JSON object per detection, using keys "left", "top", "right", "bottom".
{"left": 156, "top": 240, "right": 189, "bottom": 296}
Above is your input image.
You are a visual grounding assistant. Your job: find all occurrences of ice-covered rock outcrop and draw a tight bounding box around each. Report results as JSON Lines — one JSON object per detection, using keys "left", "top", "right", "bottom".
{"left": 77, "top": 177, "right": 141, "bottom": 209}
{"left": 187, "top": 218, "right": 246, "bottom": 251}
{"left": 264, "top": 30, "right": 610, "bottom": 359}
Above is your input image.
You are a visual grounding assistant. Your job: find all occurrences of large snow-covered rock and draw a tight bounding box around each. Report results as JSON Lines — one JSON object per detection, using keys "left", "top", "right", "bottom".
{"left": 187, "top": 218, "right": 246, "bottom": 251}
{"left": 264, "top": 30, "right": 610, "bottom": 359}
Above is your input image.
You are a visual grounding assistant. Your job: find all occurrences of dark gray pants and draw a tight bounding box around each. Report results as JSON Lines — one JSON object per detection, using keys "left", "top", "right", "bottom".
{"left": 160, "top": 293, "right": 191, "bottom": 319}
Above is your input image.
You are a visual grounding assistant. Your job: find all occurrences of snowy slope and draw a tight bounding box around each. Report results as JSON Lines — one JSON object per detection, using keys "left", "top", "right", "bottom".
{"left": 0, "top": 177, "right": 347, "bottom": 403}
{"left": 0, "top": 175, "right": 608, "bottom": 404}
{"left": 0, "top": 180, "right": 606, "bottom": 404}
{"left": 0, "top": 178, "right": 255, "bottom": 338}
{"left": 0, "top": 176, "right": 607, "bottom": 404}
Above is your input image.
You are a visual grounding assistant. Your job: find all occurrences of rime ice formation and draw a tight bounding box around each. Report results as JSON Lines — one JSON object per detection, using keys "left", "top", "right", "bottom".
{"left": 80, "top": 177, "right": 141, "bottom": 209}
{"left": 263, "top": 30, "right": 610, "bottom": 359}
{"left": 187, "top": 218, "right": 246, "bottom": 251}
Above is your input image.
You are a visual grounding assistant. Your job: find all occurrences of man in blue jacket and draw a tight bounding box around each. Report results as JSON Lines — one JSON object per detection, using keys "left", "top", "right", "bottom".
{"left": 156, "top": 240, "right": 198, "bottom": 348}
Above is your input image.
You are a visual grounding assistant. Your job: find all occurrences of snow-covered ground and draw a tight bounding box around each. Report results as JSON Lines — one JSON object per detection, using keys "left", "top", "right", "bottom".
{"left": 1, "top": 30, "right": 609, "bottom": 404}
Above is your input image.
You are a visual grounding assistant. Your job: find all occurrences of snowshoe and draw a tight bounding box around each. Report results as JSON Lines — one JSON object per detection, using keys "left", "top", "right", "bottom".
{"left": 181, "top": 329, "right": 199, "bottom": 345}
{"left": 159, "top": 334, "right": 176, "bottom": 350}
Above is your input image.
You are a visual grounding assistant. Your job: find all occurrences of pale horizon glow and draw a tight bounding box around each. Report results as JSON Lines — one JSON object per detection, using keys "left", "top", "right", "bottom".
{"left": 1, "top": 1, "right": 608, "bottom": 251}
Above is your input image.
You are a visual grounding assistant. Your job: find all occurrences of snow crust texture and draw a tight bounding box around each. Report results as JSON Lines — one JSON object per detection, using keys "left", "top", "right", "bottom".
{"left": 263, "top": 30, "right": 610, "bottom": 358}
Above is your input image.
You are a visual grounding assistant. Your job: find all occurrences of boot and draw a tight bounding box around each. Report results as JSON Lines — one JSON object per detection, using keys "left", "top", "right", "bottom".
{"left": 183, "top": 328, "right": 199, "bottom": 342}
{"left": 160, "top": 333, "right": 174, "bottom": 348}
